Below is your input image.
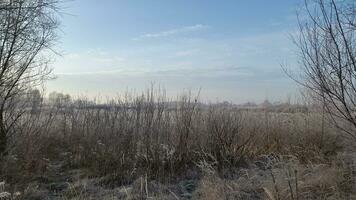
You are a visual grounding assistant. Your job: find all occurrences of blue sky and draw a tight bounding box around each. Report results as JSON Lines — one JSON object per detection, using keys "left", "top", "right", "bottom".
{"left": 48, "top": 0, "right": 302, "bottom": 103}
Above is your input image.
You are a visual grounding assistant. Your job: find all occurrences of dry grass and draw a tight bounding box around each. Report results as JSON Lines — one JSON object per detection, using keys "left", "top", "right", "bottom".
{"left": 0, "top": 89, "right": 354, "bottom": 199}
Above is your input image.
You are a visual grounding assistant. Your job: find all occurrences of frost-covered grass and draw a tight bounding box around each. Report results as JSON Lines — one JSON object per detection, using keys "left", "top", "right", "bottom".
{"left": 0, "top": 90, "right": 355, "bottom": 199}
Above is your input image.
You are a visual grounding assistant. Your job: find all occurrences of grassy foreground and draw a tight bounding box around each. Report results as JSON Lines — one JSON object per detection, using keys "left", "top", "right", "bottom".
{"left": 0, "top": 90, "right": 355, "bottom": 199}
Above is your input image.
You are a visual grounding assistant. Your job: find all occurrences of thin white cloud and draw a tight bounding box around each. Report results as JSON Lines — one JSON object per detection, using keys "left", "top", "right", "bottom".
{"left": 55, "top": 70, "right": 125, "bottom": 75}
{"left": 134, "top": 24, "right": 210, "bottom": 40}
{"left": 55, "top": 65, "right": 254, "bottom": 78}
{"left": 53, "top": 50, "right": 127, "bottom": 75}
{"left": 174, "top": 49, "right": 201, "bottom": 57}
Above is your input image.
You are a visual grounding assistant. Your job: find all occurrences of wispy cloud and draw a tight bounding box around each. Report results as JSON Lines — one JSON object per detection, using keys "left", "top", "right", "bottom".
{"left": 134, "top": 24, "right": 210, "bottom": 40}
{"left": 174, "top": 49, "right": 201, "bottom": 57}
{"left": 144, "top": 66, "right": 255, "bottom": 78}
{"left": 55, "top": 66, "right": 254, "bottom": 79}
{"left": 55, "top": 70, "right": 125, "bottom": 76}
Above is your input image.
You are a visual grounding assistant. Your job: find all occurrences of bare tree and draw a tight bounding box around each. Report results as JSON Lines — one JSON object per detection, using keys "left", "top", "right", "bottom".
{"left": 0, "top": 0, "right": 61, "bottom": 155}
{"left": 294, "top": 0, "right": 356, "bottom": 138}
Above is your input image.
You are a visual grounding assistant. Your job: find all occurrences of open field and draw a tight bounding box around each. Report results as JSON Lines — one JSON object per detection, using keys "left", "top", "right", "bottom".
{"left": 0, "top": 91, "right": 355, "bottom": 199}
{"left": 1, "top": 0, "right": 356, "bottom": 199}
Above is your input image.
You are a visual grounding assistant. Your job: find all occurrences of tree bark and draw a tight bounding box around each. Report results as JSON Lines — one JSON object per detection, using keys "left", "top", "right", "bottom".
{"left": 0, "top": 114, "right": 6, "bottom": 156}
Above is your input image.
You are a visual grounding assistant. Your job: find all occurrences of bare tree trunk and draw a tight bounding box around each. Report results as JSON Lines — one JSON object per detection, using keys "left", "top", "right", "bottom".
{"left": 0, "top": 113, "right": 6, "bottom": 156}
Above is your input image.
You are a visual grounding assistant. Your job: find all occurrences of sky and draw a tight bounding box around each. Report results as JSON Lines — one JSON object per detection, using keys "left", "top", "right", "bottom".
{"left": 47, "top": 0, "right": 302, "bottom": 103}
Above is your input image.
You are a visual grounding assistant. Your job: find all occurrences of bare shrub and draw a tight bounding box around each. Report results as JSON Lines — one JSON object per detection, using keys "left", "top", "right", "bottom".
{"left": 293, "top": 0, "right": 356, "bottom": 138}
{"left": 0, "top": 0, "right": 61, "bottom": 156}
{"left": 0, "top": 88, "right": 351, "bottom": 198}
